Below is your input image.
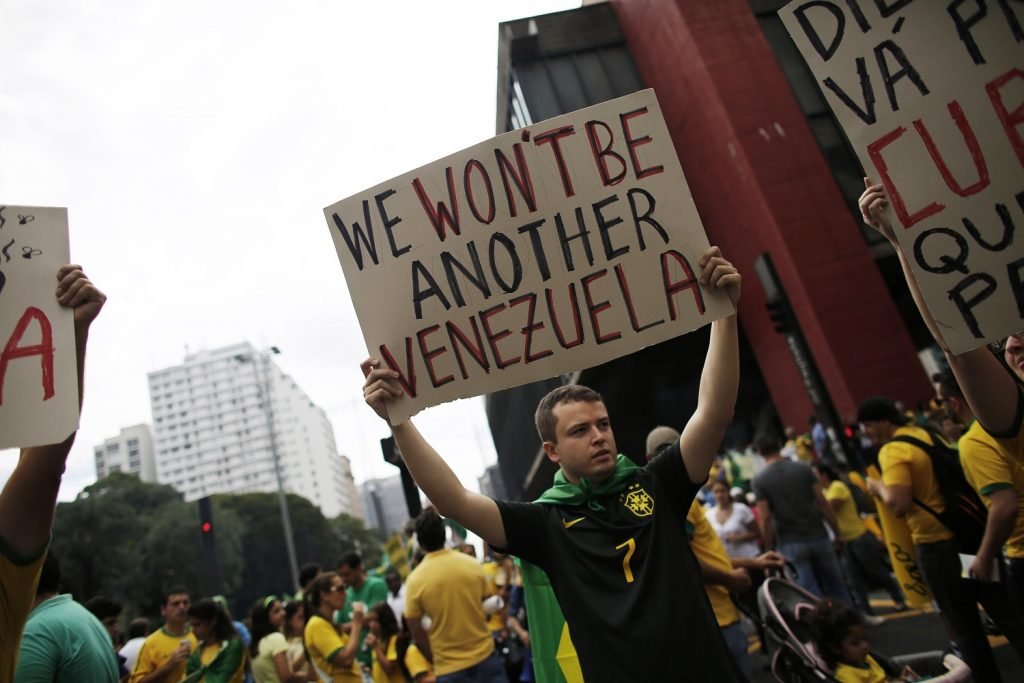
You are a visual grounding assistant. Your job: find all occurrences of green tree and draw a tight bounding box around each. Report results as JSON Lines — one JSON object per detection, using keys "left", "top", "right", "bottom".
{"left": 331, "top": 512, "right": 386, "bottom": 569}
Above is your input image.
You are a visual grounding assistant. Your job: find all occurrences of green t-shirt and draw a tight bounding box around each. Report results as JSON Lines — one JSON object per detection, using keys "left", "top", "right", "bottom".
{"left": 335, "top": 575, "right": 389, "bottom": 667}
{"left": 15, "top": 594, "right": 120, "bottom": 682}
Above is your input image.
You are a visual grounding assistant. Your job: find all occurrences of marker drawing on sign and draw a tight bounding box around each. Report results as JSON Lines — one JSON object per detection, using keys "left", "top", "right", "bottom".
{"left": 21, "top": 246, "right": 42, "bottom": 260}
{"left": 17, "top": 214, "right": 34, "bottom": 225}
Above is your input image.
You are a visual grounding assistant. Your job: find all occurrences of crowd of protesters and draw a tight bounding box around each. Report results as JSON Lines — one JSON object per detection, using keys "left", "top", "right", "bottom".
{"left": 4, "top": 182, "right": 1024, "bottom": 683}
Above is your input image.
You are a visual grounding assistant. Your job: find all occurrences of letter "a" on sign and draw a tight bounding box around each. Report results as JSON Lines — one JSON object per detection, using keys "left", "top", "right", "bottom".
{"left": 0, "top": 306, "right": 55, "bottom": 405}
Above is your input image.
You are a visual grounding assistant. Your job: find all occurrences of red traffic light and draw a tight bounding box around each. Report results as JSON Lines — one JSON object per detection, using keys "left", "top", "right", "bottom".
{"left": 201, "top": 522, "right": 213, "bottom": 533}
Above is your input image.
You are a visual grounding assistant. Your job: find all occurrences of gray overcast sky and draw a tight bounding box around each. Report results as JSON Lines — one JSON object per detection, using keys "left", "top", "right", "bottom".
{"left": 0, "top": 0, "right": 578, "bottom": 502}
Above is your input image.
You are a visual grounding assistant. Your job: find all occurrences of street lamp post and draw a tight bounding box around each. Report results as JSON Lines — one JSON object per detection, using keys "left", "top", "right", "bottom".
{"left": 235, "top": 347, "right": 300, "bottom": 592}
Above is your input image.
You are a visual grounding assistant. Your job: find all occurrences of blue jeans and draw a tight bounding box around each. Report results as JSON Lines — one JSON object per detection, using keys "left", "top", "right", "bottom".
{"left": 778, "top": 536, "right": 850, "bottom": 602}
{"left": 720, "top": 621, "right": 752, "bottom": 681}
{"left": 437, "top": 650, "right": 507, "bottom": 683}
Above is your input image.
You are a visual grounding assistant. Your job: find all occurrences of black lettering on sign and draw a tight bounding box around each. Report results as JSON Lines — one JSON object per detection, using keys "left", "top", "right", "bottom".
{"left": 914, "top": 228, "right": 970, "bottom": 274}
{"left": 949, "top": 273, "right": 998, "bottom": 338}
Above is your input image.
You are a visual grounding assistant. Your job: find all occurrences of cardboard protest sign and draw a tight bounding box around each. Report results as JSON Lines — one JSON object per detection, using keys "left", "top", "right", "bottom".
{"left": 324, "top": 90, "right": 733, "bottom": 424}
{"left": 0, "top": 206, "right": 78, "bottom": 448}
{"left": 779, "top": 2, "right": 1023, "bottom": 353}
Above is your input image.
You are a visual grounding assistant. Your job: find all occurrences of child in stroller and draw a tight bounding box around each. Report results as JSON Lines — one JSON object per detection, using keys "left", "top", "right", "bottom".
{"left": 757, "top": 576, "right": 968, "bottom": 682}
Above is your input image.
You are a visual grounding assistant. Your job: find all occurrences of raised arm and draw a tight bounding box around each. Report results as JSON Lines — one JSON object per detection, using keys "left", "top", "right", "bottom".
{"left": 362, "top": 360, "right": 507, "bottom": 549}
{"left": 0, "top": 265, "right": 105, "bottom": 559}
{"left": 680, "top": 247, "right": 741, "bottom": 483}
{"left": 859, "top": 180, "right": 1020, "bottom": 435}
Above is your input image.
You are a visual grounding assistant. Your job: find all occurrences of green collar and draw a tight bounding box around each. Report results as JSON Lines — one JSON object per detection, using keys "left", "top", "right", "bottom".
{"left": 534, "top": 454, "right": 640, "bottom": 511}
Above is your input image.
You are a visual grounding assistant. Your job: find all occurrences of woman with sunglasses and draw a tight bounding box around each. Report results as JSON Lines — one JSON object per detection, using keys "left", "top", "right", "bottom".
{"left": 304, "top": 572, "right": 365, "bottom": 682}
{"left": 250, "top": 596, "right": 314, "bottom": 683}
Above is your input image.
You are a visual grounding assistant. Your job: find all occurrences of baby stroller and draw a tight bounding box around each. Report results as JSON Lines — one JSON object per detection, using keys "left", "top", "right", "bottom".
{"left": 756, "top": 576, "right": 970, "bottom": 682}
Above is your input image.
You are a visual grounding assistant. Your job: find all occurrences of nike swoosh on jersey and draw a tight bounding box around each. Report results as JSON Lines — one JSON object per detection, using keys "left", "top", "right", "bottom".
{"left": 562, "top": 516, "right": 586, "bottom": 529}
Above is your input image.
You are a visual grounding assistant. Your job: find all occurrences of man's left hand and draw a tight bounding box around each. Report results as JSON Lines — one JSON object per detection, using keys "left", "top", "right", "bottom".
{"left": 698, "top": 246, "right": 741, "bottom": 307}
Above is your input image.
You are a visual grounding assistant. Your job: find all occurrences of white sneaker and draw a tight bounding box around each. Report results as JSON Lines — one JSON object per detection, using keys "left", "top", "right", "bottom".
{"left": 863, "top": 615, "right": 885, "bottom": 627}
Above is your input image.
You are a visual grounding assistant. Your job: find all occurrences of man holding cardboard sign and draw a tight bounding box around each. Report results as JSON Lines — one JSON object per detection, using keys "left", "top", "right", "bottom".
{"left": 0, "top": 263, "right": 105, "bottom": 680}
{"left": 362, "top": 245, "right": 743, "bottom": 682}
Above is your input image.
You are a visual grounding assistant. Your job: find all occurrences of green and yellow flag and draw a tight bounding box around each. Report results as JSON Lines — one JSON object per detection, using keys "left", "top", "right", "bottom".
{"left": 518, "top": 560, "right": 583, "bottom": 683}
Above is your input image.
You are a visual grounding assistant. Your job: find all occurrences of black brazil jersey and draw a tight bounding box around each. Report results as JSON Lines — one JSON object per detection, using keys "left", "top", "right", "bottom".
{"left": 495, "top": 443, "right": 742, "bottom": 682}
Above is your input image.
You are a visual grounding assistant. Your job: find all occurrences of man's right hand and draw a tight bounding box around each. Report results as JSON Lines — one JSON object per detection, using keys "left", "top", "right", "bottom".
{"left": 169, "top": 641, "right": 191, "bottom": 664}
{"left": 361, "top": 358, "right": 403, "bottom": 422}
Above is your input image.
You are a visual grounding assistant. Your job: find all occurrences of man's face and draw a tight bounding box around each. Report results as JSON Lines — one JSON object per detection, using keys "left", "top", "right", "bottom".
{"left": 543, "top": 400, "right": 617, "bottom": 484}
{"left": 337, "top": 564, "right": 362, "bottom": 589}
{"left": 161, "top": 593, "right": 190, "bottom": 628}
{"left": 1005, "top": 334, "right": 1024, "bottom": 382}
{"left": 385, "top": 573, "right": 401, "bottom": 595}
{"left": 859, "top": 420, "right": 889, "bottom": 446}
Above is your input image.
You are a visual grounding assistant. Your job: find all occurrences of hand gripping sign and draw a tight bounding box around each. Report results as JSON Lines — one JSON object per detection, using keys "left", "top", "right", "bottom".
{"left": 0, "top": 206, "right": 78, "bottom": 448}
{"left": 324, "top": 90, "right": 734, "bottom": 424}
{"left": 780, "top": 1, "right": 1024, "bottom": 353}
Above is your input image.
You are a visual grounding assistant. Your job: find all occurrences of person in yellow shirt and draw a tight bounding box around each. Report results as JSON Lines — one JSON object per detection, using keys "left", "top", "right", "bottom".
{"left": 130, "top": 587, "right": 199, "bottom": 683}
{"left": 304, "top": 572, "right": 365, "bottom": 682}
{"left": 363, "top": 602, "right": 405, "bottom": 683}
{"left": 934, "top": 368, "right": 1024, "bottom": 618}
{"left": 860, "top": 396, "right": 1024, "bottom": 683}
{"left": 813, "top": 599, "right": 918, "bottom": 683}
{"left": 815, "top": 464, "right": 907, "bottom": 616}
{"left": 0, "top": 265, "right": 105, "bottom": 681}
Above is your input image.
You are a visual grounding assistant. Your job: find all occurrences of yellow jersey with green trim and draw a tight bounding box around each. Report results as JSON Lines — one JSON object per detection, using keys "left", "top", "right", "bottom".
{"left": 825, "top": 480, "right": 867, "bottom": 542}
{"left": 685, "top": 500, "right": 741, "bottom": 628}
{"left": 879, "top": 426, "right": 954, "bottom": 545}
{"left": 370, "top": 634, "right": 405, "bottom": 683}
{"left": 0, "top": 538, "right": 46, "bottom": 681}
{"left": 960, "top": 419, "right": 1024, "bottom": 558}
{"left": 129, "top": 626, "right": 198, "bottom": 682}
{"left": 304, "top": 614, "right": 361, "bottom": 682}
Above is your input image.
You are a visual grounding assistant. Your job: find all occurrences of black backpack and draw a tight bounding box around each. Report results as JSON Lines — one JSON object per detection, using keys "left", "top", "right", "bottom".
{"left": 891, "top": 429, "right": 987, "bottom": 554}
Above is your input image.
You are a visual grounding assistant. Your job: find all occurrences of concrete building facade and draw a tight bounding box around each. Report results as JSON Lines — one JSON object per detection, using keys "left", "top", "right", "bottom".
{"left": 93, "top": 423, "right": 157, "bottom": 483}
{"left": 147, "top": 342, "right": 357, "bottom": 518}
{"left": 360, "top": 475, "right": 410, "bottom": 535}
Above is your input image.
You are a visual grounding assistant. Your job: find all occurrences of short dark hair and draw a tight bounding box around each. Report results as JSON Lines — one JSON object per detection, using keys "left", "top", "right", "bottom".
{"left": 163, "top": 585, "right": 190, "bottom": 605}
{"left": 534, "top": 384, "right": 604, "bottom": 443}
{"left": 814, "top": 463, "right": 839, "bottom": 482}
{"left": 37, "top": 553, "right": 61, "bottom": 595}
{"left": 856, "top": 396, "right": 909, "bottom": 426}
{"left": 187, "top": 598, "right": 237, "bottom": 642}
{"left": 299, "top": 563, "right": 321, "bottom": 588}
{"left": 414, "top": 508, "right": 447, "bottom": 552}
{"left": 754, "top": 433, "right": 781, "bottom": 456}
{"left": 337, "top": 552, "right": 363, "bottom": 570}
{"left": 128, "top": 617, "right": 151, "bottom": 640}
{"left": 84, "top": 596, "right": 123, "bottom": 621}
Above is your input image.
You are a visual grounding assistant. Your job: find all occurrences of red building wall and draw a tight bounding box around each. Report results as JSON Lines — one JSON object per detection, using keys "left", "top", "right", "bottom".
{"left": 610, "top": 0, "right": 932, "bottom": 428}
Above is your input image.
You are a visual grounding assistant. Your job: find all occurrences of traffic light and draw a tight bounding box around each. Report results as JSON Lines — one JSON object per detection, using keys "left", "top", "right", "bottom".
{"left": 198, "top": 496, "right": 216, "bottom": 547}
{"left": 765, "top": 298, "right": 792, "bottom": 334}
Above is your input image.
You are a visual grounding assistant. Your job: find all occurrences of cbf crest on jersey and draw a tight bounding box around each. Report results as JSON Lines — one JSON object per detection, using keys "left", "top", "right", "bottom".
{"left": 622, "top": 482, "right": 654, "bottom": 517}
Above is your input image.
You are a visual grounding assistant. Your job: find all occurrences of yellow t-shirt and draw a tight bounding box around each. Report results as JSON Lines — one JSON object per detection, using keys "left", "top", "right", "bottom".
{"left": 879, "top": 426, "right": 954, "bottom": 545}
{"left": 480, "top": 561, "right": 505, "bottom": 632}
{"left": 825, "top": 480, "right": 867, "bottom": 542}
{"left": 960, "top": 420, "right": 1024, "bottom": 558}
{"left": 834, "top": 654, "right": 886, "bottom": 683}
{"left": 0, "top": 540, "right": 46, "bottom": 681}
{"left": 404, "top": 549, "right": 494, "bottom": 676}
{"left": 404, "top": 643, "right": 433, "bottom": 681}
{"left": 371, "top": 634, "right": 405, "bottom": 683}
{"left": 990, "top": 391, "right": 1023, "bottom": 466}
{"left": 130, "top": 626, "right": 199, "bottom": 682}
{"left": 304, "top": 614, "right": 361, "bottom": 682}
{"left": 685, "top": 500, "right": 741, "bottom": 628}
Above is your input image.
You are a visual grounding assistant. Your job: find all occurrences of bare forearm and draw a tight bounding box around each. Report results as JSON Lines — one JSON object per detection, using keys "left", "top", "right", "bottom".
{"left": 978, "top": 494, "right": 1017, "bottom": 562}
{"left": 695, "top": 557, "right": 734, "bottom": 587}
{"left": 699, "top": 316, "right": 740, "bottom": 425}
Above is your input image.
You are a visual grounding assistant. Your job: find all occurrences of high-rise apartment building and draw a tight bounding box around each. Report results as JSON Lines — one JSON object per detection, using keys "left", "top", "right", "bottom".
{"left": 147, "top": 342, "right": 356, "bottom": 518}
{"left": 93, "top": 424, "right": 156, "bottom": 483}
